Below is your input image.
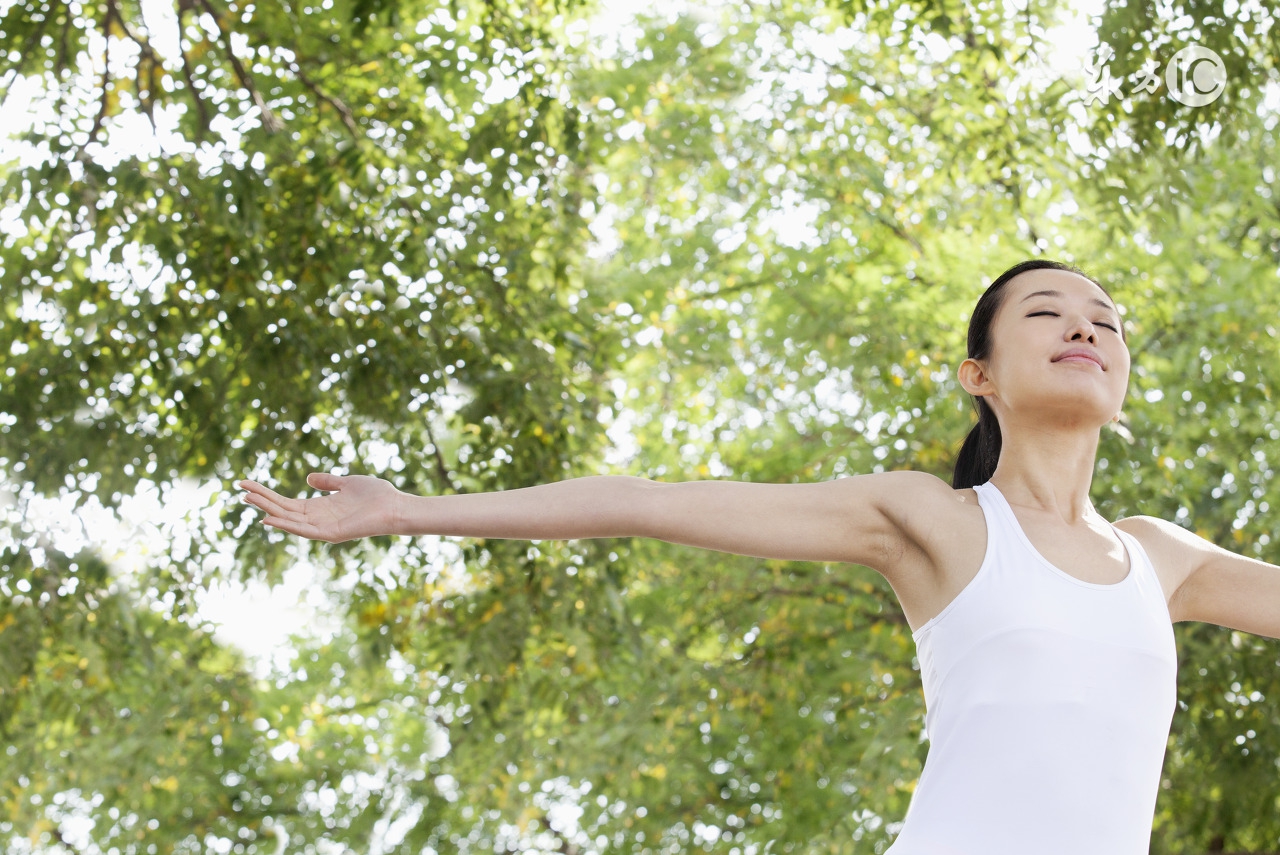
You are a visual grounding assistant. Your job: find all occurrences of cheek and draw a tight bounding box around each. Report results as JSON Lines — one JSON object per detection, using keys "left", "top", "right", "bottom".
{"left": 1113, "top": 356, "right": 1132, "bottom": 391}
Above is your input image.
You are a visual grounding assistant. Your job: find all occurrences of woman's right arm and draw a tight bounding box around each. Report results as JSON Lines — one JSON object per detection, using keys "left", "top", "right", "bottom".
{"left": 238, "top": 469, "right": 951, "bottom": 572}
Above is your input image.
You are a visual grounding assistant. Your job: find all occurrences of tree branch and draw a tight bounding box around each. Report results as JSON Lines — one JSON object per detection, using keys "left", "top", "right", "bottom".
{"left": 289, "top": 61, "right": 360, "bottom": 138}
{"left": 195, "top": 0, "right": 283, "bottom": 133}
{"left": 90, "top": 2, "right": 114, "bottom": 142}
{"left": 422, "top": 417, "right": 462, "bottom": 494}
{"left": 175, "top": 3, "right": 210, "bottom": 140}
{"left": 102, "top": 0, "right": 166, "bottom": 132}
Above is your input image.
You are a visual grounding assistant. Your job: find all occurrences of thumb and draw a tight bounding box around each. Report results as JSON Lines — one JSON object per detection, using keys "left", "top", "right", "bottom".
{"left": 306, "top": 472, "right": 345, "bottom": 492}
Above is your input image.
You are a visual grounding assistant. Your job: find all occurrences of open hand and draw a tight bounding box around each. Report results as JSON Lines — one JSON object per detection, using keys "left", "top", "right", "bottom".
{"left": 238, "top": 473, "right": 405, "bottom": 543}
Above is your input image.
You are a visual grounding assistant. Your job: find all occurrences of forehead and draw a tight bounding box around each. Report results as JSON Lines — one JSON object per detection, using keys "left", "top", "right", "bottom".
{"left": 1005, "top": 269, "right": 1117, "bottom": 312}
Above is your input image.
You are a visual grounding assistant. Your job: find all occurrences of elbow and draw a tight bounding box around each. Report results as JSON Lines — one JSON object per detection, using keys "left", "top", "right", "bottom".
{"left": 621, "top": 477, "right": 671, "bottom": 539}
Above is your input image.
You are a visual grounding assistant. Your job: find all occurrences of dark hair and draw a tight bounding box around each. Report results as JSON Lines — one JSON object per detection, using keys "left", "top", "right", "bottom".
{"left": 951, "top": 260, "right": 1119, "bottom": 489}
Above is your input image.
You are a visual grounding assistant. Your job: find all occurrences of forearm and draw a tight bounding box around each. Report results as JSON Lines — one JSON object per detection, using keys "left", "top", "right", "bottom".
{"left": 395, "top": 475, "right": 666, "bottom": 541}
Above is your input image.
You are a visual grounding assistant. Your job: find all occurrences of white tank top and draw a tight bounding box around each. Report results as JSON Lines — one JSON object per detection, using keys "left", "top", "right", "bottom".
{"left": 885, "top": 482, "right": 1178, "bottom": 855}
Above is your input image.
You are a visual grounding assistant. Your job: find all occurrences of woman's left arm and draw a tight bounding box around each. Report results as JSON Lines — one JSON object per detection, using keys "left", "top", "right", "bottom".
{"left": 1119, "top": 515, "right": 1280, "bottom": 639}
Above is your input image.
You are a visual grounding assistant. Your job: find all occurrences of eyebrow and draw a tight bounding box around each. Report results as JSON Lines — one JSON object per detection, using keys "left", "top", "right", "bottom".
{"left": 1019, "top": 289, "right": 1117, "bottom": 314}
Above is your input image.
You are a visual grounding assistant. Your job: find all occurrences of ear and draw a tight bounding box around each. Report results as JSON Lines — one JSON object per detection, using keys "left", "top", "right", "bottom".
{"left": 958, "top": 357, "right": 994, "bottom": 398}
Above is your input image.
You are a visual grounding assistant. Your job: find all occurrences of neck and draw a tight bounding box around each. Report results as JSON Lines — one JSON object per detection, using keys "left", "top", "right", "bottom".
{"left": 987, "top": 420, "right": 1102, "bottom": 523}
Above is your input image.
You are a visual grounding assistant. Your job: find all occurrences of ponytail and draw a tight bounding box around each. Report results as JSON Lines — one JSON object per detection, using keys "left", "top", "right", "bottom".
{"left": 951, "top": 397, "right": 1002, "bottom": 489}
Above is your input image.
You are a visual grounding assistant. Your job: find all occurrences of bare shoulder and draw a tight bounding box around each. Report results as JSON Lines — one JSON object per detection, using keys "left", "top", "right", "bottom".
{"left": 830, "top": 471, "right": 983, "bottom": 631}
{"left": 836, "top": 470, "right": 976, "bottom": 535}
{"left": 863, "top": 469, "right": 977, "bottom": 521}
{"left": 1114, "top": 514, "right": 1205, "bottom": 561}
{"left": 843, "top": 469, "right": 967, "bottom": 506}
{"left": 1114, "top": 514, "right": 1207, "bottom": 604}
{"left": 836, "top": 469, "right": 983, "bottom": 591}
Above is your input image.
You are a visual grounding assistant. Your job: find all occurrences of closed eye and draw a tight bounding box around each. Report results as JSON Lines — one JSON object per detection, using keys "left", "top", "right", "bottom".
{"left": 1027, "top": 311, "right": 1119, "bottom": 332}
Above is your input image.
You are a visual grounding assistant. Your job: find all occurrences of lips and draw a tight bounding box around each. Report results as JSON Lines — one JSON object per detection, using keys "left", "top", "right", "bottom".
{"left": 1052, "top": 348, "right": 1105, "bottom": 369}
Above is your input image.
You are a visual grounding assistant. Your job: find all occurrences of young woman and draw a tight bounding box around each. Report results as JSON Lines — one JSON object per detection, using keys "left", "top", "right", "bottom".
{"left": 239, "top": 259, "right": 1280, "bottom": 854}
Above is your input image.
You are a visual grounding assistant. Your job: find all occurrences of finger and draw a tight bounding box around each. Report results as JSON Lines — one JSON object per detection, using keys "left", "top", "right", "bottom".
{"left": 260, "top": 513, "right": 307, "bottom": 535}
{"left": 239, "top": 479, "right": 289, "bottom": 502}
{"left": 245, "top": 490, "right": 300, "bottom": 521}
{"left": 306, "top": 472, "right": 346, "bottom": 492}
{"left": 261, "top": 514, "right": 334, "bottom": 543}
{"left": 262, "top": 516, "right": 314, "bottom": 539}
{"left": 238, "top": 479, "right": 281, "bottom": 506}
{"left": 239, "top": 481, "right": 301, "bottom": 517}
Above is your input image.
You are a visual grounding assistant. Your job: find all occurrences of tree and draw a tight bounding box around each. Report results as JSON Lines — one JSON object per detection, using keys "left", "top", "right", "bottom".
{"left": 2, "top": 0, "right": 1279, "bottom": 851}
{"left": 4, "top": 0, "right": 619, "bottom": 850}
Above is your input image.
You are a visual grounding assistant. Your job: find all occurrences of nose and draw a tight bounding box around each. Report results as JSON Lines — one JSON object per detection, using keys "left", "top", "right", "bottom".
{"left": 1066, "top": 315, "right": 1097, "bottom": 344}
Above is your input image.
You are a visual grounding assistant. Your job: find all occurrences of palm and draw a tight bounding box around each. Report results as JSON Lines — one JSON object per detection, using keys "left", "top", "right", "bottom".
{"left": 238, "top": 474, "right": 401, "bottom": 542}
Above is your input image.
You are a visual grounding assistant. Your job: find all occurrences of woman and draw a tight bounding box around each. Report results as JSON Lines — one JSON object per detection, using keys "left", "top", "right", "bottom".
{"left": 239, "top": 259, "right": 1280, "bottom": 854}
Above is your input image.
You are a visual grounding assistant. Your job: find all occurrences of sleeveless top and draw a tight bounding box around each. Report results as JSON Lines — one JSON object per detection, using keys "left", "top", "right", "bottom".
{"left": 884, "top": 482, "right": 1178, "bottom": 855}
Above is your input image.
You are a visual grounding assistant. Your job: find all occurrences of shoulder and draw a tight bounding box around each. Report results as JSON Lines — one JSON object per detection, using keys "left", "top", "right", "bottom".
{"left": 837, "top": 469, "right": 984, "bottom": 573}
{"left": 840, "top": 470, "right": 977, "bottom": 530}
{"left": 1114, "top": 514, "right": 1215, "bottom": 610}
{"left": 834, "top": 471, "right": 984, "bottom": 630}
{"left": 1114, "top": 514, "right": 1209, "bottom": 561}
{"left": 841, "top": 469, "right": 968, "bottom": 503}
{"left": 1118, "top": 515, "right": 1280, "bottom": 634}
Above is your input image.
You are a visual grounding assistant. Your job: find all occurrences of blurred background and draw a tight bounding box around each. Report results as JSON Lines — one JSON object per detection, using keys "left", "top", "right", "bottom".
{"left": 2, "top": 0, "right": 1280, "bottom": 851}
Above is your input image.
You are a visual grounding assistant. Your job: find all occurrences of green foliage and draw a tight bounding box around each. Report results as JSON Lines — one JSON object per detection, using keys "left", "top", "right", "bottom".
{"left": 1089, "top": 0, "right": 1280, "bottom": 159}
{"left": 1, "top": 0, "right": 610, "bottom": 513}
{"left": 0, "top": 547, "right": 274, "bottom": 850}
{"left": 2, "top": 0, "right": 1280, "bottom": 852}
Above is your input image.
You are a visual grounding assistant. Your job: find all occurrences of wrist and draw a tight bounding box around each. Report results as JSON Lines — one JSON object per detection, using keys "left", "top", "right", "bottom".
{"left": 387, "top": 488, "right": 414, "bottom": 536}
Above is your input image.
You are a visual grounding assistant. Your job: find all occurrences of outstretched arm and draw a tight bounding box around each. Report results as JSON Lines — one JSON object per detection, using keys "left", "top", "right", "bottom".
{"left": 1120, "top": 515, "right": 1280, "bottom": 639}
{"left": 238, "top": 470, "right": 947, "bottom": 570}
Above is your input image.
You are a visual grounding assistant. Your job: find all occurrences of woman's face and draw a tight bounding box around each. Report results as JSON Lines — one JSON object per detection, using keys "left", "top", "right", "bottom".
{"left": 964, "top": 269, "right": 1131, "bottom": 431}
